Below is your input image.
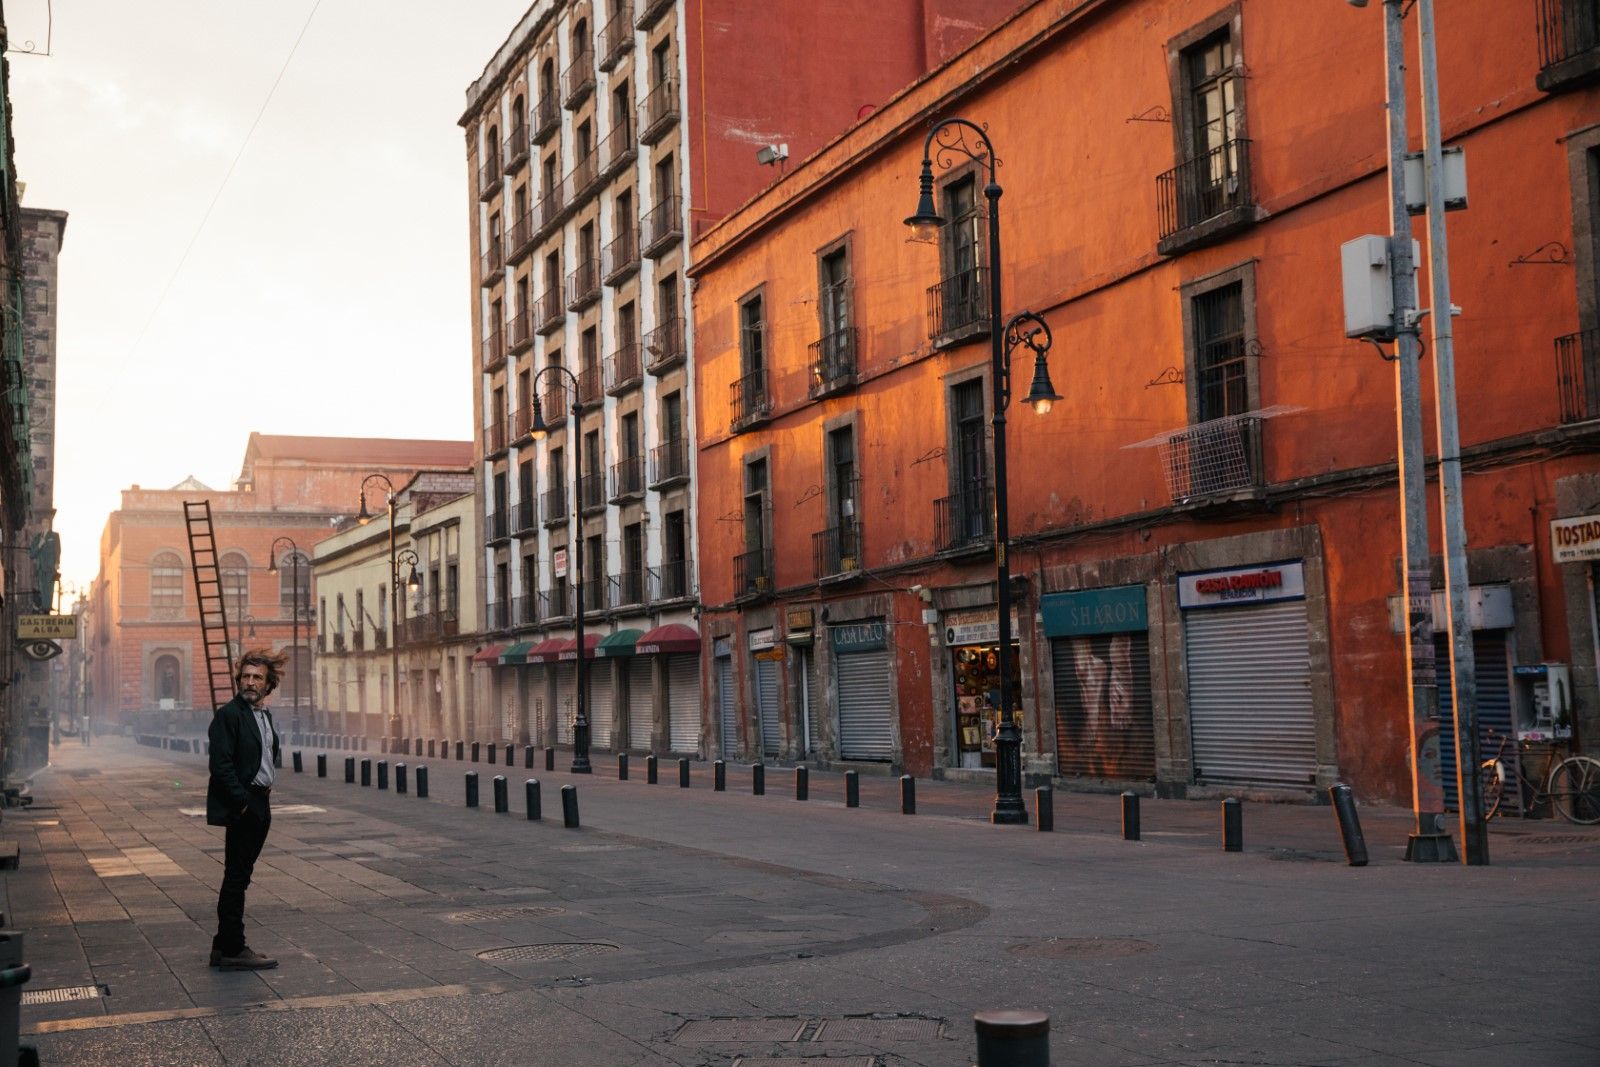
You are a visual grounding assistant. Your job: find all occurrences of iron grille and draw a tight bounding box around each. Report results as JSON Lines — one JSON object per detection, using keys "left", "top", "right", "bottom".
{"left": 503, "top": 124, "right": 530, "bottom": 174}
{"left": 644, "top": 316, "right": 686, "bottom": 372}
{"left": 601, "top": 121, "right": 637, "bottom": 179}
{"left": 610, "top": 456, "right": 645, "bottom": 500}
{"left": 539, "top": 384, "right": 568, "bottom": 428}
{"left": 541, "top": 584, "right": 571, "bottom": 619}
{"left": 654, "top": 557, "right": 691, "bottom": 600}
{"left": 812, "top": 519, "right": 862, "bottom": 579}
{"left": 508, "top": 211, "right": 535, "bottom": 261}
{"left": 480, "top": 240, "right": 504, "bottom": 282}
{"left": 567, "top": 259, "right": 600, "bottom": 310}
{"left": 580, "top": 472, "right": 606, "bottom": 512}
{"left": 605, "top": 343, "right": 643, "bottom": 394}
{"left": 734, "top": 547, "right": 772, "bottom": 599}
{"left": 485, "top": 420, "right": 508, "bottom": 456}
{"left": 609, "top": 568, "right": 646, "bottom": 608}
{"left": 516, "top": 498, "right": 537, "bottom": 532}
{"left": 599, "top": 5, "right": 634, "bottom": 69}
{"left": 480, "top": 329, "right": 506, "bottom": 370}
{"left": 1557, "top": 328, "right": 1599, "bottom": 423}
{"left": 731, "top": 366, "right": 771, "bottom": 430}
{"left": 513, "top": 596, "right": 536, "bottom": 627}
{"left": 542, "top": 487, "right": 569, "bottom": 524}
{"left": 536, "top": 287, "right": 565, "bottom": 334}
{"left": 643, "top": 195, "right": 683, "bottom": 256}
{"left": 640, "top": 77, "right": 679, "bottom": 143}
{"left": 490, "top": 509, "right": 509, "bottom": 540}
{"left": 1156, "top": 137, "right": 1254, "bottom": 241}
{"left": 603, "top": 226, "right": 640, "bottom": 283}
{"left": 934, "top": 481, "right": 992, "bottom": 551}
{"left": 808, "top": 326, "right": 857, "bottom": 397}
{"left": 565, "top": 152, "right": 599, "bottom": 204}
{"left": 537, "top": 185, "right": 566, "bottom": 232}
{"left": 533, "top": 94, "right": 560, "bottom": 143}
{"left": 507, "top": 312, "right": 533, "bottom": 354}
{"left": 926, "top": 267, "right": 987, "bottom": 340}
{"left": 577, "top": 366, "right": 604, "bottom": 409}
{"left": 1537, "top": 0, "right": 1600, "bottom": 79}
{"left": 650, "top": 437, "right": 690, "bottom": 486}
{"left": 562, "top": 51, "right": 596, "bottom": 109}
{"left": 583, "top": 576, "right": 606, "bottom": 612}
{"left": 1157, "top": 413, "right": 1264, "bottom": 501}
{"left": 477, "top": 157, "right": 501, "bottom": 201}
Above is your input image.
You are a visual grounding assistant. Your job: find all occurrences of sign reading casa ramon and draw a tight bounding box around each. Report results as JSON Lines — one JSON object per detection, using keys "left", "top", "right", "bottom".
{"left": 1178, "top": 561, "right": 1306, "bottom": 610}
{"left": 17, "top": 614, "right": 76, "bottom": 640}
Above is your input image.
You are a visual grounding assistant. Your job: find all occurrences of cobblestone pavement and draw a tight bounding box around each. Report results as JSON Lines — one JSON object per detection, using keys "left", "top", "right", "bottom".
{"left": 2, "top": 736, "right": 1596, "bottom": 1066}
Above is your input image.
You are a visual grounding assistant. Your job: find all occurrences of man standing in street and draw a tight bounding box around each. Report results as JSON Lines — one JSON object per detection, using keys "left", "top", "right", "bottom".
{"left": 206, "top": 648, "right": 285, "bottom": 971}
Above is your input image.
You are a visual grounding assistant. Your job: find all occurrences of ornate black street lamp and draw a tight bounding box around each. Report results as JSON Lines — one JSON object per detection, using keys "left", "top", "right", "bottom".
{"left": 267, "top": 536, "right": 305, "bottom": 742}
{"left": 906, "top": 118, "right": 1060, "bottom": 825}
{"left": 357, "top": 474, "right": 419, "bottom": 747}
{"left": 528, "top": 363, "right": 592, "bottom": 774}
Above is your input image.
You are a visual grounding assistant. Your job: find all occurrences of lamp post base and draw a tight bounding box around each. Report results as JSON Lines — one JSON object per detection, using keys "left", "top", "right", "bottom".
{"left": 991, "top": 802, "right": 1030, "bottom": 826}
{"left": 1404, "top": 831, "right": 1458, "bottom": 863}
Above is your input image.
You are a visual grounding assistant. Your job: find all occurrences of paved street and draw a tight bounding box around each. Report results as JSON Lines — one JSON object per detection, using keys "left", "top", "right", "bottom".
{"left": 1, "top": 736, "right": 1596, "bottom": 1066}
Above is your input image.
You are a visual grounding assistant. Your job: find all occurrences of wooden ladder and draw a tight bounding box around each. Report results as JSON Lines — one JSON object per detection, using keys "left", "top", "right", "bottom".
{"left": 183, "top": 500, "right": 235, "bottom": 710}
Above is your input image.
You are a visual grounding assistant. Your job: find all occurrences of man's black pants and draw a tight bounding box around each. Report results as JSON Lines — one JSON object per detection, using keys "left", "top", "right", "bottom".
{"left": 213, "top": 787, "right": 271, "bottom": 956}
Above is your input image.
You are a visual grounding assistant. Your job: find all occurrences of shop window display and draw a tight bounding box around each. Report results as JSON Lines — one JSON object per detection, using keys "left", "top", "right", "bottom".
{"left": 951, "top": 642, "right": 1022, "bottom": 769}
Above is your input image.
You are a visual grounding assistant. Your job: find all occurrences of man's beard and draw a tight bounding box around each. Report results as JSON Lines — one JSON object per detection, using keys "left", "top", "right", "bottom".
{"left": 240, "top": 689, "right": 262, "bottom": 704}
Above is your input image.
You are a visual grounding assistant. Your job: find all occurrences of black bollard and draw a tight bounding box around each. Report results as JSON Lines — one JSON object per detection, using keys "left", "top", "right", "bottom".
{"left": 1121, "top": 791, "right": 1141, "bottom": 841}
{"left": 525, "top": 778, "right": 542, "bottom": 820}
{"left": 560, "top": 784, "right": 579, "bottom": 828}
{"left": 292, "top": 751, "right": 303, "bottom": 774}
{"left": 525, "top": 745, "right": 535, "bottom": 770}
{"left": 488, "top": 743, "right": 497, "bottom": 765}
{"left": 345, "top": 756, "right": 356, "bottom": 783}
{"left": 361, "top": 736, "right": 369, "bottom": 751}
{"left": 471, "top": 742, "right": 481, "bottom": 763}
{"left": 845, "top": 770, "right": 859, "bottom": 808}
{"left": 713, "top": 760, "right": 726, "bottom": 792}
{"left": 377, "top": 760, "right": 388, "bottom": 790}
{"left": 455, "top": 740, "right": 465, "bottom": 761}
{"left": 901, "top": 775, "right": 916, "bottom": 815}
{"left": 360, "top": 758, "right": 372, "bottom": 787}
{"left": 317, "top": 753, "right": 327, "bottom": 778}
{"left": 1329, "top": 783, "right": 1369, "bottom": 867}
{"left": 505, "top": 745, "right": 518, "bottom": 768}
{"left": 465, "top": 771, "right": 479, "bottom": 808}
{"left": 428, "top": 739, "right": 436, "bottom": 758}
{"left": 678, "top": 758, "right": 690, "bottom": 788}
{"left": 1035, "top": 786, "right": 1053, "bottom": 832}
{"left": 545, "top": 747, "right": 555, "bottom": 772}
{"left": 646, "top": 754, "right": 658, "bottom": 784}
{"left": 416, "top": 765, "right": 429, "bottom": 799}
{"left": 1222, "top": 797, "right": 1243, "bottom": 852}
{"left": 381, "top": 737, "right": 388, "bottom": 755}
{"left": 795, "top": 766, "right": 808, "bottom": 801}
{"left": 618, "top": 753, "right": 629, "bottom": 781}
{"left": 753, "top": 764, "right": 765, "bottom": 796}
{"left": 396, "top": 762, "right": 408, "bottom": 794}
{"left": 414, "top": 738, "right": 423, "bottom": 757}
{"left": 974, "top": 1010, "right": 1050, "bottom": 1067}
{"left": 493, "top": 775, "right": 508, "bottom": 814}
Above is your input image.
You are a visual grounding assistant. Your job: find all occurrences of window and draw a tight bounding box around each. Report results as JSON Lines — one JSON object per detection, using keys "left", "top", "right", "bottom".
{"left": 942, "top": 378, "right": 991, "bottom": 545}
{"left": 741, "top": 457, "right": 770, "bottom": 595}
{"left": 447, "top": 561, "right": 460, "bottom": 614}
{"left": 739, "top": 293, "right": 765, "bottom": 376}
{"left": 518, "top": 459, "right": 535, "bottom": 529}
{"left": 336, "top": 593, "right": 347, "bottom": 637}
{"left": 1193, "top": 282, "right": 1248, "bottom": 422}
{"left": 489, "top": 211, "right": 503, "bottom": 252}
{"left": 151, "top": 552, "right": 184, "bottom": 615}
{"left": 615, "top": 189, "right": 634, "bottom": 237}
{"left": 622, "top": 520, "right": 644, "bottom": 602}
{"left": 820, "top": 246, "right": 850, "bottom": 339}
{"left": 612, "top": 81, "right": 632, "bottom": 139}
{"left": 549, "top": 445, "right": 567, "bottom": 505}
{"left": 622, "top": 411, "right": 641, "bottom": 459}
{"left": 814, "top": 243, "right": 855, "bottom": 393}
{"left": 1160, "top": 12, "right": 1254, "bottom": 250}
{"left": 493, "top": 470, "right": 509, "bottom": 538}
{"left": 932, "top": 175, "right": 986, "bottom": 338}
{"left": 661, "top": 389, "right": 682, "bottom": 442}
{"left": 658, "top": 272, "right": 679, "bottom": 321}
{"left": 1558, "top": 128, "right": 1600, "bottom": 423}
{"left": 1176, "top": 263, "right": 1263, "bottom": 497}
{"left": 585, "top": 533, "right": 606, "bottom": 611}
{"left": 662, "top": 509, "right": 688, "bottom": 598}
{"left": 583, "top": 428, "right": 604, "bottom": 510}
{"left": 654, "top": 153, "right": 675, "bottom": 202}
{"left": 651, "top": 40, "right": 671, "bottom": 86}
{"left": 355, "top": 589, "right": 366, "bottom": 636}
{"left": 823, "top": 423, "right": 860, "bottom": 574}
{"left": 485, "top": 125, "right": 500, "bottom": 173}
{"left": 618, "top": 299, "right": 637, "bottom": 346}
{"left": 495, "top": 562, "right": 510, "bottom": 626}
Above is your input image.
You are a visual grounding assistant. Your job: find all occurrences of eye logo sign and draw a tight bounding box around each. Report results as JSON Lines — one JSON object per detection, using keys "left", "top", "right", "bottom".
{"left": 20, "top": 640, "right": 62, "bottom": 661}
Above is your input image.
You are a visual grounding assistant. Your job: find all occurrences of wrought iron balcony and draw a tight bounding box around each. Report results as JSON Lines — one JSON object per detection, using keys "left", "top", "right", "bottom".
{"left": 539, "top": 384, "right": 569, "bottom": 428}
{"left": 582, "top": 576, "right": 606, "bottom": 613}
{"left": 487, "top": 600, "right": 508, "bottom": 631}
{"left": 642, "top": 195, "right": 683, "bottom": 257}
{"left": 503, "top": 124, "right": 530, "bottom": 174}
{"left": 533, "top": 94, "right": 561, "bottom": 144}
{"left": 600, "top": 120, "right": 637, "bottom": 181}
{"left": 731, "top": 365, "right": 772, "bottom": 432}
{"left": 515, "top": 497, "right": 538, "bottom": 533}
{"left": 599, "top": 5, "right": 634, "bottom": 70}
{"left": 480, "top": 328, "right": 506, "bottom": 371}
{"left": 609, "top": 568, "right": 647, "bottom": 609}
{"left": 808, "top": 326, "right": 857, "bottom": 398}
{"left": 813, "top": 519, "right": 862, "bottom": 580}
{"left": 603, "top": 225, "right": 640, "bottom": 284}
{"left": 317, "top": 634, "right": 327, "bottom": 653}
{"left": 513, "top": 596, "right": 537, "bottom": 628}
{"left": 542, "top": 486, "right": 570, "bottom": 526}
{"left": 333, "top": 632, "right": 348, "bottom": 652}
{"left": 652, "top": 557, "right": 692, "bottom": 601}
{"left": 567, "top": 258, "right": 600, "bottom": 311}
{"left": 609, "top": 455, "right": 645, "bottom": 501}
{"left": 1557, "top": 327, "right": 1599, "bottom": 424}
{"left": 644, "top": 315, "right": 686, "bottom": 373}
{"left": 536, "top": 287, "right": 565, "bottom": 335}
{"left": 1156, "top": 137, "right": 1256, "bottom": 254}
{"left": 578, "top": 365, "right": 604, "bottom": 409}
{"left": 536, "top": 184, "right": 567, "bottom": 233}
{"left": 565, "top": 151, "right": 600, "bottom": 205}
{"left": 580, "top": 471, "right": 607, "bottom": 513}
{"left": 479, "top": 240, "right": 504, "bottom": 287}
{"left": 640, "top": 79, "right": 679, "bottom": 146}
{"left": 351, "top": 629, "right": 366, "bottom": 651}
{"left": 541, "top": 583, "right": 572, "bottom": 621}
{"left": 372, "top": 630, "right": 387, "bottom": 651}
{"left": 1156, "top": 413, "right": 1265, "bottom": 503}
{"left": 926, "top": 266, "right": 988, "bottom": 341}
{"left": 605, "top": 343, "right": 643, "bottom": 395}
{"left": 489, "top": 508, "right": 510, "bottom": 540}
{"left": 477, "top": 156, "right": 502, "bottom": 201}
{"left": 935, "top": 481, "right": 993, "bottom": 552}
{"left": 507, "top": 211, "right": 535, "bottom": 262}
{"left": 563, "top": 50, "right": 596, "bottom": 109}
{"left": 508, "top": 311, "right": 533, "bottom": 355}
{"left": 649, "top": 437, "right": 690, "bottom": 488}
{"left": 635, "top": 0, "right": 673, "bottom": 29}
{"left": 734, "top": 547, "right": 772, "bottom": 600}
{"left": 1537, "top": 0, "right": 1600, "bottom": 91}
{"left": 511, "top": 404, "right": 532, "bottom": 442}
{"left": 485, "top": 417, "right": 509, "bottom": 456}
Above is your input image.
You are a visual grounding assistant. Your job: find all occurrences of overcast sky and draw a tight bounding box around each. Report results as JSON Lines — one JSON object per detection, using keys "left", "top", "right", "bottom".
{"left": 8, "top": 0, "right": 527, "bottom": 593}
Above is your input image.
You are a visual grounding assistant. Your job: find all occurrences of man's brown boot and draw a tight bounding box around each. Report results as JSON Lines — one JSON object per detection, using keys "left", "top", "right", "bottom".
{"left": 216, "top": 947, "right": 277, "bottom": 971}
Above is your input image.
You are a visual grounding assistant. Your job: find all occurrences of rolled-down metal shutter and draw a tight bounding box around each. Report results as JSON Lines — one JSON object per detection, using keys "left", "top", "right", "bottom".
{"left": 1051, "top": 632, "right": 1156, "bottom": 781}
{"left": 589, "top": 664, "right": 614, "bottom": 749}
{"left": 802, "top": 647, "right": 820, "bottom": 755}
{"left": 1185, "top": 600, "right": 1316, "bottom": 787}
{"left": 755, "top": 657, "right": 781, "bottom": 758}
{"left": 836, "top": 649, "right": 893, "bottom": 761}
{"left": 667, "top": 654, "right": 699, "bottom": 753}
{"left": 1436, "top": 630, "right": 1516, "bottom": 814}
{"left": 556, "top": 662, "right": 575, "bottom": 745}
{"left": 717, "top": 656, "right": 737, "bottom": 758}
{"left": 627, "top": 658, "right": 653, "bottom": 750}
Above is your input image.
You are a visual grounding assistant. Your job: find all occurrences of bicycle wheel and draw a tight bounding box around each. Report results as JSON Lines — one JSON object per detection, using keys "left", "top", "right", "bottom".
{"left": 1549, "top": 756, "right": 1600, "bottom": 825}
{"left": 1479, "top": 759, "right": 1505, "bottom": 820}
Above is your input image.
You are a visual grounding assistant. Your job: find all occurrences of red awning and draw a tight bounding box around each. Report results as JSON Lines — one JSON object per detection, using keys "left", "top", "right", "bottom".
{"left": 525, "top": 638, "right": 568, "bottom": 664}
{"left": 635, "top": 623, "right": 701, "bottom": 655}
{"left": 471, "top": 643, "right": 507, "bottom": 664}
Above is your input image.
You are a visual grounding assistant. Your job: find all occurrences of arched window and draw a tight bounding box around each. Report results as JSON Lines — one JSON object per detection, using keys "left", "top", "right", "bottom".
{"left": 155, "top": 654, "right": 181, "bottom": 703}
{"left": 220, "top": 551, "right": 249, "bottom": 622}
{"left": 151, "top": 552, "right": 185, "bottom": 617}
{"left": 278, "top": 551, "right": 310, "bottom": 617}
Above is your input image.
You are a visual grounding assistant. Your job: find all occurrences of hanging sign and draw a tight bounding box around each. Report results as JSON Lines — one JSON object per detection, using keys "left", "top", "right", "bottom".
{"left": 17, "top": 614, "right": 76, "bottom": 640}
{"left": 1551, "top": 513, "right": 1600, "bottom": 564}
{"left": 553, "top": 548, "right": 569, "bottom": 578}
{"left": 1178, "top": 561, "right": 1305, "bottom": 610}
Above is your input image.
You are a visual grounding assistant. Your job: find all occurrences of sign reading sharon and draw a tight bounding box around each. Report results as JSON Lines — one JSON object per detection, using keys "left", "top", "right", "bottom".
{"left": 1551, "top": 513, "right": 1600, "bottom": 564}
{"left": 17, "top": 614, "right": 77, "bottom": 640}
{"left": 1041, "top": 585, "right": 1147, "bottom": 637}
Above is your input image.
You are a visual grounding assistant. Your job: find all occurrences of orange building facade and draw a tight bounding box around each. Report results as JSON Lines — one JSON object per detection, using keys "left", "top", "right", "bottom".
{"left": 689, "top": 0, "right": 1600, "bottom": 804}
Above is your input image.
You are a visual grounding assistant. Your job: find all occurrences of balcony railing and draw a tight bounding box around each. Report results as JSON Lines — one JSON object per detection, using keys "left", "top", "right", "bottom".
{"left": 731, "top": 365, "right": 772, "bottom": 431}
{"left": 513, "top": 595, "right": 537, "bottom": 628}
{"left": 642, "top": 195, "right": 683, "bottom": 257}
{"left": 479, "top": 239, "right": 504, "bottom": 286}
{"left": 488, "top": 600, "right": 508, "bottom": 631}
{"left": 644, "top": 315, "right": 686, "bottom": 373}
{"left": 540, "top": 384, "right": 569, "bottom": 428}
{"left": 566, "top": 151, "right": 599, "bottom": 204}
{"left": 351, "top": 630, "right": 366, "bottom": 651}
{"left": 808, "top": 325, "right": 857, "bottom": 398}
{"left": 609, "top": 455, "right": 646, "bottom": 501}
{"left": 734, "top": 547, "right": 772, "bottom": 600}
{"left": 477, "top": 157, "right": 502, "bottom": 201}
{"left": 605, "top": 343, "right": 643, "bottom": 395}
{"left": 563, "top": 50, "right": 596, "bottom": 109}
{"left": 649, "top": 437, "right": 690, "bottom": 487}
{"left": 503, "top": 124, "right": 530, "bottom": 174}
{"left": 636, "top": 0, "right": 674, "bottom": 29}
{"left": 578, "top": 365, "right": 604, "bottom": 409}
{"left": 1156, "top": 413, "right": 1264, "bottom": 502}
{"left": 542, "top": 486, "right": 570, "bottom": 526}
{"left": 652, "top": 557, "right": 692, "bottom": 601}
{"left": 583, "top": 576, "right": 606, "bottom": 613}
{"left": 507, "top": 211, "right": 535, "bottom": 262}
{"left": 567, "top": 258, "right": 601, "bottom": 311}
{"left": 333, "top": 632, "right": 348, "bottom": 652}
{"left": 603, "top": 225, "right": 640, "bottom": 284}
{"left": 533, "top": 94, "right": 561, "bottom": 144}
{"left": 541, "top": 583, "right": 572, "bottom": 620}
{"left": 537, "top": 184, "right": 567, "bottom": 233}
{"left": 813, "top": 519, "right": 862, "bottom": 579}
{"left": 485, "top": 419, "right": 508, "bottom": 456}
{"left": 508, "top": 311, "right": 533, "bottom": 355}
{"left": 481, "top": 328, "right": 506, "bottom": 371}
{"left": 489, "top": 508, "right": 510, "bottom": 540}
{"left": 927, "top": 266, "right": 988, "bottom": 341}
{"left": 515, "top": 497, "right": 538, "bottom": 533}
{"left": 1537, "top": 0, "right": 1600, "bottom": 91}
{"left": 640, "top": 77, "right": 680, "bottom": 144}
{"left": 609, "top": 568, "right": 647, "bottom": 609}
{"left": 599, "top": 5, "right": 635, "bottom": 70}
{"left": 536, "top": 287, "right": 565, "bottom": 335}
{"left": 601, "top": 121, "right": 637, "bottom": 180}
{"left": 935, "top": 480, "right": 993, "bottom": 552}
{"left": 580, "top": 471, "right": 607, "bottom": 513}
{"left": 1156, "top": 137, "right": 1255, "bottom": 251}
{"left": 511, "top": 404, "right": 532, "bottom": 441}
{"left": 1557, "top": 327, "right": 1599, "bottom": 424}
{"left": 373, "top": 630, "right": 387, "bottom": 651}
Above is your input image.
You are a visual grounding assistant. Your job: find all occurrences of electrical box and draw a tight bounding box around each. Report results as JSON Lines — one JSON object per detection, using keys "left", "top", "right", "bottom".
{"left": 1513, "top": 662, "right": 1572, "bottom": 740}
{"left": 1404, "top": 146, "right": 1468, "bottom": 215}
{"left": 1341, "top": 235, "right": 1397, "bottom": 339}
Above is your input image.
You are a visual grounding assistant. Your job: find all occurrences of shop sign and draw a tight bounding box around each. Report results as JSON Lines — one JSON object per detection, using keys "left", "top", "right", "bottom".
{"left": 16, "top": 614, "right": 76, "bottom": 640}
{"left": 1551, "top": 513, "right": 1600, "bottom": 564}
{"left": 831, "top": 620, "right": 886, "bottom": 653}
{"left": 553, "top": 548, "right": 568, "bottom": 578}
{"left": 1178, "top": 561, "right": 1305, "bottom": 610}
{"left": 1040, "top": 586, "right": 1146, "bottom": 637}
{"left": 749, "top": 628, "right": 776, "bottom": 651}
{"left": 786, "top": 608, "right": 814, "bottom": 633}
{"left": 942, "top": 607, "right": 1018, "bottom": 647}
{"left": 713, "top": 637, "right": 733, "bottom": 658}
{"left": 754, "top": 647, "right": 786, "bottom": 662}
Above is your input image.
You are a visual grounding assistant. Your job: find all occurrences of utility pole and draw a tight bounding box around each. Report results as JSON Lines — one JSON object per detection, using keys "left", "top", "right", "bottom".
{"left": 1416, "top": 0, "right": 1487, "bottom": 865}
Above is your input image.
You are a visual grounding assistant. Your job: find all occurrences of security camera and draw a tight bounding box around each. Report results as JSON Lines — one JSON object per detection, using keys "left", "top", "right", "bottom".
{"left": 755, "top": 143, "right": 789, "bottom": 166}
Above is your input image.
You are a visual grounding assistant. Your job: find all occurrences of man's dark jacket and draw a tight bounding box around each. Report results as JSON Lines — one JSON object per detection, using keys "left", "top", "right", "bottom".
{"left": 207, "top": 696, "right": 278, "bottom": 827}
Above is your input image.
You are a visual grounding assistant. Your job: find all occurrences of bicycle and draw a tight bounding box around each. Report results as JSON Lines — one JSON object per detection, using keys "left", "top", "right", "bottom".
{"left": 1479, "top": 727, "right": 1600, "bottom": 824}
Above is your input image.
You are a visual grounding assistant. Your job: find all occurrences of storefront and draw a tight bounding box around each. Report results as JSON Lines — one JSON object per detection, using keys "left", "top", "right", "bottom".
{"left": 637, "top": 623, "right": 701, "bottom": 754}
{"left": 1042, "top": 585, "right": 1156, "bottom": 782}
{"left": 523, "top": 638, "right": 566, "bottom": 744}
{"left": 496, "top": 641, "right": 536, "bottom": 741}
{"left": 941, "top": 608, "right": 1020, "bottom": 770}
{"left": 1180, "top": 561, "right": 1316, "bottom": 788}
{"left": 832, "top": 620, "right": 893, "bottom": 761}
{"left": 596, "top": 629, "right": 643, "bottom": 750}
{"left": 714, "top": 636, "right": 737, "bottom": 757}
{"left": 785, "top": 608, "right": 820, "bottom": 757}
{"left": 750, "top": 628, "right": 782, "bottom": 758}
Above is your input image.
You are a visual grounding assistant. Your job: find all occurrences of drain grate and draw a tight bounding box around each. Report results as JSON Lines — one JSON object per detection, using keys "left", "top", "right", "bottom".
{"left": 476, "top": 942, "right": 617, "bottom": 963}
{"left": 449, "top": 904, "right": 567, "bottom": 922}
{"left": 555, "top": 844, "right": 635, "bottom": 853}
{"left": 675, "top": 1018, "right": 809, "bottom": 1043}
{"left": 1520, "top": 834, "right": 1595, "bottom": 846}
{"left": 22, "top": 984, "right": 107, "bottom": 1006}
{"left": 815, "top": 1017, "right": 942, "bottom": 1041}
{"left": 1007, "top": 936, "right": 1155, "bottom": 960}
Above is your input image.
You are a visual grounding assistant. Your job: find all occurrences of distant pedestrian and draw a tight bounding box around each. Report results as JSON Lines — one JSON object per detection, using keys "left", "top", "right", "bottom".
{"left": 80, "top": 714, "right": 90, "bottom": 746}
{"left": 206, "top": 648, "right": 285, "bottom": 971}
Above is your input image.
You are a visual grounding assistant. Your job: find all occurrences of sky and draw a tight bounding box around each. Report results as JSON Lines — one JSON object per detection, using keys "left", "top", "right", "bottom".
{"left": 7, "top": 0, "right": 530, "bottom": 594}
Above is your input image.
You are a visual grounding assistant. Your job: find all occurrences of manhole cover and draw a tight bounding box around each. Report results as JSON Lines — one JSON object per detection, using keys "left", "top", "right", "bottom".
{"left": 675, "top": 1018, "right": 808, "bottom": 1043}
{"left": 449, "top": 904, "right": 567, "bottom": 922}
{"left": 1007, "top": 937, "right": 1155, "bottom": 959}
{"left": 476, "top": 942, "right": 617, "bottom": 963}
{"left": 1520, "top": 834, "right": 1595, "bottom": 846}
{"left": 22, "top": 984, "right": 107, "bottom": 1005}
{"left": 815, "top": 1016, "right": 943, "bottom": 1041}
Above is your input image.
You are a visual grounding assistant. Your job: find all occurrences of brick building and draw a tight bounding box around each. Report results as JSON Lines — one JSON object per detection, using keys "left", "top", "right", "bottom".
{"left": 87, "top": 435, "right": 471, "bottom": 735}
{"left": 689, "top": 0, "right": 1600, "bottom": 806}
